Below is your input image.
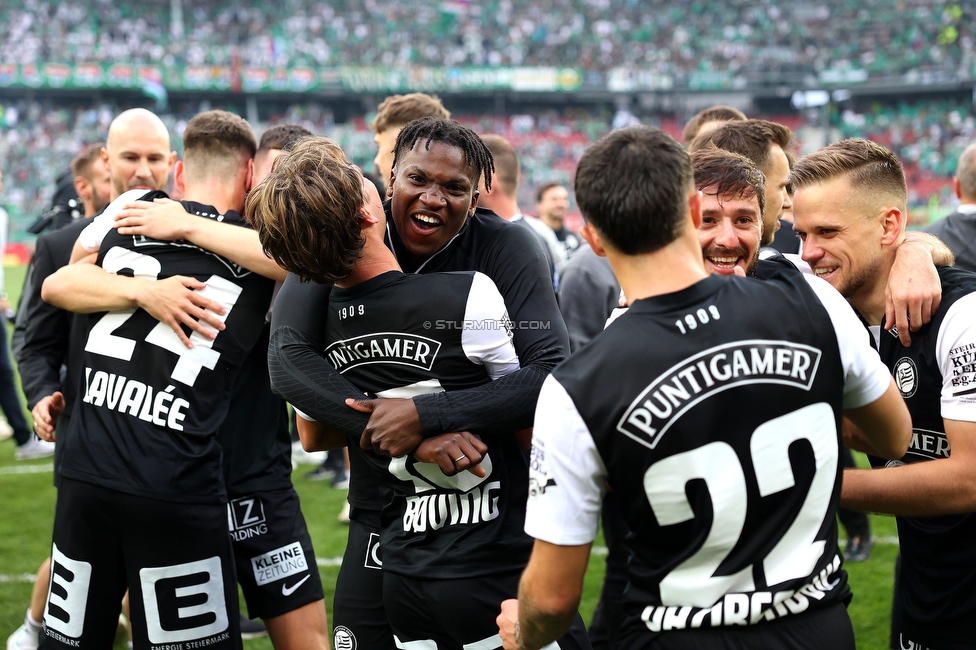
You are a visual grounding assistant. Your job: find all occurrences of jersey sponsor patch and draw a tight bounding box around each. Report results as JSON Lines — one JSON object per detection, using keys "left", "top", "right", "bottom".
{"left": 528, "top": 442, "right": 556, "bottom": 499}
{"left": 324, "top": 332, "right": 441, "bottom": 373}
{"left": 250, "top": 542, "right": 309, "bottom": 585}
{"left": 949, "top": 343, "right": 976, "bottom": 396}
{"left": 618, "top": 340, "right": 822, "bottom": 449}
{"left": 333, "top": 625, "right": 358, "bottom": 650}
{"left": 894, "top": 357, "right": 919, "bottom": 398}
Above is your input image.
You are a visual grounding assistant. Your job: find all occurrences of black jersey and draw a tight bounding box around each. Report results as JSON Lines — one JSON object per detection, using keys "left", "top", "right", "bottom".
{"left": 868, "top": 266, "right": 976, "bottom": 643}
{"left": 269, "top": 205, "right": 569, "bottom": 440}
{"left": 323, "top": 270, "right": 531, "bottom": 578}
{"left": 528, "top": 271, "right": 892, "bottom": 640}
{"left": 59, "top": 201, "right": 275, "bottom": 504}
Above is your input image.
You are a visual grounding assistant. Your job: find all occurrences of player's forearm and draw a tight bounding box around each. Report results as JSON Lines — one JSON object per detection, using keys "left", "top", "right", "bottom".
{"left": 841, "top": 462, "right": 976, "bottom": 516}
{"left": 515, "top": 592, "right": 576, "bottom": 650}
{"left": 183, "top": 219, "right": 286, "bottom": 281}
{"left": 902, "top": 231, "right": 955, "bottom": 267}
{"left": 42, "top": 264, "right": 145, "bottom": 313}
{"left": 413, "top": 349, "right": 562, "bottom": 436}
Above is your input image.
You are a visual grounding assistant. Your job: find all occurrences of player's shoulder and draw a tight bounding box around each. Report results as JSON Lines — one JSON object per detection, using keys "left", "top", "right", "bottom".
{"left": 180, "top": 201, "right": 247, "bottom": 227}
{"left": 938, "top": 265, "right": 976, "bottom": 301}
{"left": 466, "top": 208, "right": 540, "bottom": 250}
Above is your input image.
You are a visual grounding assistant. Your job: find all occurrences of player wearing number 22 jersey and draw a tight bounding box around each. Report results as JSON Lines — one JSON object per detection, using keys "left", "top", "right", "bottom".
{"left": 528, "top": 266, "right": 895, "bottom": 649}
{"left": 45, "top": 197, "right": 274, "bottom": 650}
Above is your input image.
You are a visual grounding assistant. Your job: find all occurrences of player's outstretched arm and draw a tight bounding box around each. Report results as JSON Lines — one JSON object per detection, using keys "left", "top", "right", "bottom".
{"left": 42, "top": 262, "right": 227, "bottom": 347}
{"left": 497, "top": 540, "right": 590, "bottom": 650}
{"left": 843, "top": 377, "right": 912, "bottom": 460}
{"left": 842, "top": 418, "right": 976, "bottom": 516}
{"left": 885, "top": 232, "right": 953, "bottom": 346}
{"left": 115, "top": 198, "right": 287, "bottom": 281}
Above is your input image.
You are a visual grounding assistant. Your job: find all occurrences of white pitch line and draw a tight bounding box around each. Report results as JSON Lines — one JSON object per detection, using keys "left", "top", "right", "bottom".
{"left": 0, "top": 464, "right": 53, "bottom": 475}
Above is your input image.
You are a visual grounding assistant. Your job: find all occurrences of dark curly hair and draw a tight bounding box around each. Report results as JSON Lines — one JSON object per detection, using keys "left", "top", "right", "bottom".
{"left": 391, "top": 117, "right": 494, "bottom": 193}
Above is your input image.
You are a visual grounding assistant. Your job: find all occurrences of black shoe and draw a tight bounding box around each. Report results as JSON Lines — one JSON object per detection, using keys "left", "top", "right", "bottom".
{"left": 844, "top": 534, "right": 873, "bottom": 563}
{"left": 239, "top": 614, "right": 268, "bottom": 640}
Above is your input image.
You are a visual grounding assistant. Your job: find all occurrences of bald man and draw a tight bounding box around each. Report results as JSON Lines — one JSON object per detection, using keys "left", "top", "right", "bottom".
{"left": 102, "top": 108, "right": 177, "bottom": 200}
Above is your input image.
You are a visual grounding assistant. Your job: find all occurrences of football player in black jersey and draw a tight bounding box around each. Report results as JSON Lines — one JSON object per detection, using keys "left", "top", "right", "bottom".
{"left": 498, "top": 126, "right": 912, "bottom": 650}
{"left": 792, "top": 139, "right": 976, "bottom": 650}
{"left": 251, "top": 135, "right": 588, "bottom": 650}
{"left": 267, "top": 119, "right": 570, "bottom": 648}
{"left": 39, "top": 110, "right": 276, "bottom": 650}
{"left": 42, "top": 120, "right": 332, "bottom": 650}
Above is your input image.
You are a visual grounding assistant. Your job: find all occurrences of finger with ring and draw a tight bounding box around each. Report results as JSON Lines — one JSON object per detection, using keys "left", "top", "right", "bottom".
{"left": 454, "top": 454, "right": 467, "bottom": 463}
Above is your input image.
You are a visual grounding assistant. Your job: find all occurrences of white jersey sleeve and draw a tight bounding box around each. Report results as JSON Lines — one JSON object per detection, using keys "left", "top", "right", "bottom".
{"left": 802, "top": 274, "right": 891, "bottom": 409}
{"left": 78, "top": 189, "right": 150, "bottom": 253}
{"left": 525, "top": 375, "right": 607, "bottom": 546}
{"left": 461, "top": 271, "right": 521, "bottom": 380}
{"left": 936, "top": 292, "right": 976, "bottom": 422}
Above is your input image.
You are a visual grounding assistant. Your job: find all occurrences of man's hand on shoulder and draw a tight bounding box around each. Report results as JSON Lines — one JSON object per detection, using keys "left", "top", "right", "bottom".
{"left": 886, "top": 238, "right": 943, "bottom": 346}
{"left": 347, "top": 397, "right": 424, "bottom": 457}
{"left": 115, "top": 198, "right": 194, "bottom": 241}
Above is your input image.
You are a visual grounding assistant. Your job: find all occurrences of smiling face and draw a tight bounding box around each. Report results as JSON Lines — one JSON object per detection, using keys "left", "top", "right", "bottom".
{"left": 697, "top": 185, "right": 762, "bottom": 276}
{"left": 390, "top": 140, "right": 479, "bottom": 263}
{"left": 793, "top": 175, "right": 889, "bottom": 306}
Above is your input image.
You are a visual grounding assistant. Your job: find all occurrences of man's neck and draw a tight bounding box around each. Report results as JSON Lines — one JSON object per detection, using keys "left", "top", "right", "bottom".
{"left": 848, "top": 274, "right": 890, "bottom": 327}
{"left": 336, "top": 239, "right": 401, "bottom": 288}
{"left": 541, "top": 214, "right": 562, "bottom": 231}
{"left": 605, "top": 230, "right": 708, "bottom": 303}
{"left": 482, "top": 196, "right": 520, "bottom": 220}
{"left": 183, "top": 181, "right": 242, "bottom": 215}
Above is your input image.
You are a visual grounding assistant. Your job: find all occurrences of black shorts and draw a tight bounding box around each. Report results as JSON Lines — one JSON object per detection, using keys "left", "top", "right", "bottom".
{"left": 332, "top": 510, "right": 394, "bottom": 650}
{"left": 227, "top": 487, "right": 324, "bottom": 620}
{"left": 383, "top": 570, "right": 591, "bottom": 650}
{"left": 41, "top": 477, "right": 241, "bottom": 650}
{"left": 617, "top": 602, "right": 854, "bottom": 650}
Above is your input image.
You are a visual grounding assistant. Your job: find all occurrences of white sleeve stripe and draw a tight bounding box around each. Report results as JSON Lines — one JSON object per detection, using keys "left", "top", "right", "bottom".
{"left": 525, "top": 375, "right": 605, "bottom": 546}
{"left": 802, "top": 274, "right": 891, "bottom": 409}
{"left": 461, "top": 272, "right": 520, "bottom": 380}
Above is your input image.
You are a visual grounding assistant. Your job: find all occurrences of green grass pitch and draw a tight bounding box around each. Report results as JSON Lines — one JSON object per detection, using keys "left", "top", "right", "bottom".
{"left": 0, "top": 264, "right": 898, "bottom": 648}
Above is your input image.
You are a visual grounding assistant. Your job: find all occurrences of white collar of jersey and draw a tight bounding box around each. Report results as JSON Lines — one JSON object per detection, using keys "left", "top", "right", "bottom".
{"left": 956, "top": 203, "right": 976, "bottom": 215}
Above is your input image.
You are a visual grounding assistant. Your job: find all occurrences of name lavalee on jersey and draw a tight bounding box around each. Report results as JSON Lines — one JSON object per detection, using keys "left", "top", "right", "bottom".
{"left": 325, "top": 332, "right": 442, "bottom": 373}
{"left": 81, "top": 367, "right": 189, "bottom": 432}
{"left": 618, "top": 340, "right": 823, "bottom": 449}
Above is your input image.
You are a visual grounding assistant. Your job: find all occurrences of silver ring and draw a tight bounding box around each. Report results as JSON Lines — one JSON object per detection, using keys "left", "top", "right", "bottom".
{"left": 454, "top": 454, "right": 466, "bottom": 463}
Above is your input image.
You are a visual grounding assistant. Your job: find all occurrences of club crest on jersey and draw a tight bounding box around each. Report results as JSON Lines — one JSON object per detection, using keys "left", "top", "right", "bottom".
{"left": 617, "top": 340, "right": 822, "bottom": 449}
{"left": 325, "top": 332, "right": 441, "bottom": 373}
{"left": 893, "top": 357, "right": 918, "bottom": 398}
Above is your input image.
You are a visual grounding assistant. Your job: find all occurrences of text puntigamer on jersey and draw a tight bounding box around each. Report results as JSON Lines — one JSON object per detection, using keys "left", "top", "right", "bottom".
{"left": 619, "top": 340, "right": 822, "bottom": 448}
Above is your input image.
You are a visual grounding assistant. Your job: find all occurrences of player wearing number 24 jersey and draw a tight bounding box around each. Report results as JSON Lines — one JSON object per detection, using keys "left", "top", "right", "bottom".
{"left": 498, "top": 128, "right": 911, "bottom": 650}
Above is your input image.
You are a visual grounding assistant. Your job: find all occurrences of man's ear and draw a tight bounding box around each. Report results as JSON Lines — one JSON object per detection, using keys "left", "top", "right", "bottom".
{"left": 880, "top": 206, "right": 905, "bottom": 246}
{"left": 468, "top": 189, "right": 480, "bottom": 217}
{"left": 174, "top": 160, "right": 186, "bottom": 194}
{"left": 953, "top": 176, "right": 962, "bottom": 200}
{"left": 244, "top": 158, "right": 254, "bottom": 193}
{"left": 580, "top": 223, "right": 607, "bottom": 257}
{"left": 73, "top": 176, "right": 92, "bottom": 204}
{"left": 689, "top": 189, "right": 702, "bottom": 230}
{"left": 386, "top": 170, "right": 396, "bottom": 199}
{"left": 359, "top": 204, "right": 380, "bottom": 228}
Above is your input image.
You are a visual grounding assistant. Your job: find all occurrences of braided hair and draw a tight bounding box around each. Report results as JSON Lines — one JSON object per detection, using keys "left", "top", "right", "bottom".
{"left": 391, "top": 117, "right": 495, "bottom": 192}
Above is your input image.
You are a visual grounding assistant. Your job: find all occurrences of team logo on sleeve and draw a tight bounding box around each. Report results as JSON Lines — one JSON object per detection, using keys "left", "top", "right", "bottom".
{"left": 894, "top": 357, "right": 918, "bottom": 398}
{"left": 325, "top": 333, "right": 441, "bottom": 373}
{"left": 528, "top": 443, "right": 556, "bottom": 498}
{"left": 618, "top": 340, "right": 822, "bottom": 449}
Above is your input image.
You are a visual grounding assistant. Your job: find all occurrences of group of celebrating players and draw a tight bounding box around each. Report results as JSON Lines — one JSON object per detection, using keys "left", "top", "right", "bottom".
{"left": 6, "top": 91, "right": 976, "bottom": 650}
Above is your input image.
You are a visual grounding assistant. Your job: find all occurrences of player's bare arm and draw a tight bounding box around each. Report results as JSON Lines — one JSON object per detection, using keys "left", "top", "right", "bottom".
{"left": 497, "top": 541, "right": 590, "bottom": 650}
{"left": 295, "top": 417, "right": 348, "bottom": 452}
{"left": 885, "top": 233, "right": 954, "bottom": 345}
{"left": 41, "top": 261, "right": 226, "bottom": 347}
{"left": 841, "top": 418, "right": 976, "bottom": 516}
{"left": 115, "top": 198, "right": 287, "bottom": 281}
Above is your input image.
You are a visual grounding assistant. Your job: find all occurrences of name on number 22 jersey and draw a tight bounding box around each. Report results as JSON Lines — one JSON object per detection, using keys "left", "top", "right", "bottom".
{"left": 59, "top": 205, "right": 275, "bottom": 505}
{"left": 527, "top": 272, "right": 892, "bottom": 639}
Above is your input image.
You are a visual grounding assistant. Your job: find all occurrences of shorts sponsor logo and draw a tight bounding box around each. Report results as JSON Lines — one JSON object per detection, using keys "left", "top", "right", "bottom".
{"left": 45, "top": 544, "right": 92, "bottom": 640}
{"left": 281, "top": 574, "right": 310, "bottom": 596}
{"left": 618, "top": 340, "right": 822, "bottom": 449}
{"left": 227, "top": 497, "right": 268, "bottom": 541}
{"left": 333, "top": 625, "right": 357, "bottom": 650}
{"left": 364, "top": 533, "right": 382, "bottom": 570}
{"left": 250, "top": 542, "right": 308, "bottom": 585}
{"left": 894, "top": 357, "right": 918, "bottom": 398}
{"left": 139, "top": 556, "right": 229, "bottom": 644}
